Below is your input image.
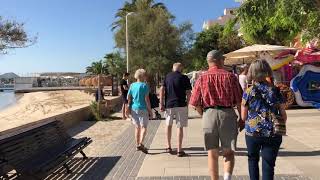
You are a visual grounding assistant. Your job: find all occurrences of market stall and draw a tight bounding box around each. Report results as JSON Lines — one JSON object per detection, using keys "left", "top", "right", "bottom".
{"left": 291, "top": 41, "right": 320, "bottom": 108}
{"left": 224, "top": 44, "right": 320, "bottom": 109}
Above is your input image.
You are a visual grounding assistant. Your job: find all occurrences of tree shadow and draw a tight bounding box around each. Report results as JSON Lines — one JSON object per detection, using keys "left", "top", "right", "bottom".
{"left": 147, "top": 152, "right": 167, "bottom": 155}
{"left": 157, "top": 146, "right": 320, "bottom": 158}
{"left": 235, "top": 148, "right": 320, "bottom": 157}
{"left": 278, "top": 150, "right": 320, "bottom": 157}
{"left": 45, "top": 156, "right": 121, "bottom": 180}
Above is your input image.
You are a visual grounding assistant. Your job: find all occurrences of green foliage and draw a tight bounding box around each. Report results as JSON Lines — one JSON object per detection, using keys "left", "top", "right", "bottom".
{"left": 177, "top": 22, "right": 195, "bottom": 54}
{"left": 302, "top": 11, "right": 320, "bottom": 43}
{"left": 237, "top": 0, "right": 320, "bottom": 45}
{"left": 89, "top": 101, "right": 102, "bottom": 121}
{"left": 185, "top": 24, "right": 243, "bottom": 71}
{"left": 104, "top": 51, "right": 126, "bottom": 77}
{"left": 86, "top": 60, "right": 108, "bottom": 75}
{"left": 111, "top": 0, "right": 170, "bottom": 31}
{"left": 0, "top": 16, "right": 35, "bottom": 54}
{"left": 114, "top": 0, "right": 192, "bottom": 76}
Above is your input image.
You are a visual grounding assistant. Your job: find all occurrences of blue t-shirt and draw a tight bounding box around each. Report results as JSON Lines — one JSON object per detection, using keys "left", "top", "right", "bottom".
{"left": 127, "top": 82, "right": 149, "bottom": 110}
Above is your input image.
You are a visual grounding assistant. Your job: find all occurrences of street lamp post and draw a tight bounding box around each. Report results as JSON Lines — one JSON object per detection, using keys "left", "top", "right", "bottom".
{"left": 126, "top": 12, "right": 135, "bottom": 73}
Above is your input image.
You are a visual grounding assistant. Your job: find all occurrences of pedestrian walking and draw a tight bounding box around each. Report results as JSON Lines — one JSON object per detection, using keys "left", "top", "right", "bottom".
{"left": 95, "top": 85, "right": 104, "bottom": 102}
{"left": 120, "top": 73, "right": 130, "bottom": 120}
{"left": 190, "top": 50, "right": 243, "bottom": 180}
{"left": 159, "top": 63, "right": 192, "bottom": 157}
{"left": 238, "top": 64, "right": 249, "bottom": 91}
{"left": 190, "top": 71, "right": 198, "bottom": 88}
{"left": 241, "top": 59, "right": 287, "bottom": 180}
{"left": 126, "top": 69, "right": 152, "bottom": 154}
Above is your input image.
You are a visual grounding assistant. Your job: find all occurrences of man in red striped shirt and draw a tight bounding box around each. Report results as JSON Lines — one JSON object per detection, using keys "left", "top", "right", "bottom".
{"left": 190, "top": 50, "right": 243, "bottom": 180}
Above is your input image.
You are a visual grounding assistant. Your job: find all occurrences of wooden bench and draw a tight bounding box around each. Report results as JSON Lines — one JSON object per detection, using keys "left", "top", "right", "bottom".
{"left": 0, "top": 159, "right": 8, "bottom": 178}
{"left": 0, "top": 120, "right": 92, "bottom": 179}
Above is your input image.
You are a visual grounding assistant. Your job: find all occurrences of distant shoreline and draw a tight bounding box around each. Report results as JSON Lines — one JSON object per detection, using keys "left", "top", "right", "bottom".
{"left": 0, "top": 90, "right": 94, "bottom": 133}
{"left": 0, "top": 91, "right": 23, "bottom": 111}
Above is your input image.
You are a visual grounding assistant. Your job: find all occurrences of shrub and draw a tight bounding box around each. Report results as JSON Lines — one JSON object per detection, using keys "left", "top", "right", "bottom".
{"left": 89, "top": 101, "right": 102, "bottom": 121}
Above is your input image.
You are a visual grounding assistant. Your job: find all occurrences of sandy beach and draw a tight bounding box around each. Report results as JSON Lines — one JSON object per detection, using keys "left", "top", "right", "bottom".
{"left": 0, "top": 90, "right": 94, "bottom": 133}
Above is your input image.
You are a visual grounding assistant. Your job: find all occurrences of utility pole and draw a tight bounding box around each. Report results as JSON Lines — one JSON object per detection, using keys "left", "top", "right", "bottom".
{"left": 126, "top": 12, "right": 135, "bottom": 73}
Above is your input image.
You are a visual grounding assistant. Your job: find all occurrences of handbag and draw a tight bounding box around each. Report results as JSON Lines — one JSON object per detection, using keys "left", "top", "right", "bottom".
{"left": 272, "top": 110, "right": 287, "bottom": 136}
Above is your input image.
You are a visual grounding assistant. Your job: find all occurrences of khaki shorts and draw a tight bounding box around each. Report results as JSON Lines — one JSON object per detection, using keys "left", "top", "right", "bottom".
{"left": 165, "top": 106, "right": 188, "bottom": 128}
{"left": 202, "top": 108, "right": 238, "bottom": 151}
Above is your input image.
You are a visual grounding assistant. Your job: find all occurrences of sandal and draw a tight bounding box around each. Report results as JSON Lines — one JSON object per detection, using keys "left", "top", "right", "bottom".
{"left": 165, "top": 147, "right": 174, "bottom": 154}
{"left": 177, "top": 151, "right": 187, "bottom": 157}
{"left": 137, "top": 144, "right": 148, "bottom": 154}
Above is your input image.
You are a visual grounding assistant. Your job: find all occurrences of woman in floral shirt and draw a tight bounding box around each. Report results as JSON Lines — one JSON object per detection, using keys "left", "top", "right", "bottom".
{"left": 241, "top": 59, "right": 287, "bottom": 180}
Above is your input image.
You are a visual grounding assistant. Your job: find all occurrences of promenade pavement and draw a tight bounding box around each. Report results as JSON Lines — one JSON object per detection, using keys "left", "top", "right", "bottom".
{"left": 47, "top": 107, "right": 320, "bottom": 180}
{"left": 137, "top": 108, "right": 320, "bottom": 179}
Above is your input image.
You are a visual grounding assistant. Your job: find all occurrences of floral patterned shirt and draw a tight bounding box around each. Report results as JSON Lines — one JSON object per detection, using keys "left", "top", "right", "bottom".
{"left": 242, "top": 82, "right": 284, "bottom": 137}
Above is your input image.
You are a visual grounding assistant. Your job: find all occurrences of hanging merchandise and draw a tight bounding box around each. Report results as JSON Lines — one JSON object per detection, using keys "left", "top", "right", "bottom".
{"left": 290, "top": 65, "right": 320, "bottom": 108}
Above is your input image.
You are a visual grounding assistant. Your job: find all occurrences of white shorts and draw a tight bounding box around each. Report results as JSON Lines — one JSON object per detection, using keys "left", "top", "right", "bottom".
{"left": 131, "top": 109, "right": 149, "bottom": 127}
{"left": 165, "top": 106, "right": 188, "bottom": 128}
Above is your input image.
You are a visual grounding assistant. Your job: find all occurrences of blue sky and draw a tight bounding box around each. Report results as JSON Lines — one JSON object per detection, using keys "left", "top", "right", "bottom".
{"left": 0, "top": 0, "right": 240, "bottom": 74}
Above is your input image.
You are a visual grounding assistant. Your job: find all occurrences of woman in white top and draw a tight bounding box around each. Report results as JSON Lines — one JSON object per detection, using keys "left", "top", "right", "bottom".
{"left": 239, "top": 64, "right": 249, "bottom": 91}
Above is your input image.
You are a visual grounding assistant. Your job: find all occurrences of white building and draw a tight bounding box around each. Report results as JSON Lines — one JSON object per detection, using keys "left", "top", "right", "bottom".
{"left": 203, "top": 8, "right": 237, "bottom": 30}
{"left": 14, "top": 77, "right": 36, "bottom": 90}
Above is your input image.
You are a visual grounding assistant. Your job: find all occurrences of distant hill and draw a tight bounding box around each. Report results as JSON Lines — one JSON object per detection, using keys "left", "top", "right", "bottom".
{"left": 0, "top": 72, "right": 19, "bottom": 79}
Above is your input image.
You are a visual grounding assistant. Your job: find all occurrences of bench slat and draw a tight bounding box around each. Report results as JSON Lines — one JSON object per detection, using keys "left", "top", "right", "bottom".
{"left": 0, "top": 120, "right": 92, "bottom": 179}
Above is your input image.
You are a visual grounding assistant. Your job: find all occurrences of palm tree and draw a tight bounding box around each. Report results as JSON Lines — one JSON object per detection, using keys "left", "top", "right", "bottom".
{"left": 316, "top": 0, "right": 320, "bottom": 9}
{"left": 86, "top": 60, "right": 108, "bottom": 75}
{"left": 111, "top": 0, "right": 169, "bottom": 31}
{"left": 103, "top": 52, "right": 126, "bottom": 77}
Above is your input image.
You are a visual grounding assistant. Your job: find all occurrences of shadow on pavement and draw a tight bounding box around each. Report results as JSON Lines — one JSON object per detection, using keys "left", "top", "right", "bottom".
{"left": 67, "top": 121, "right": 97, "bottom": 137}
{"left": 278, "top": 150, "right": 320, "bottom": 157}
{"left": 45, "top": 156, "right": 121, "bottom": 180}
{"left": 236, "top": 149, "right": 320, "bottom": 157}
{"left": 154, "top": 146, "right": 320, "bottom": 158}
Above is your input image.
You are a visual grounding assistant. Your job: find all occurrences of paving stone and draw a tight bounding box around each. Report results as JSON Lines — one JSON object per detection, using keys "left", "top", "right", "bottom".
{"left": 44, "top": 108, "right": 319, "bottom": 180}
{"left": 136, "top": 175, "right": 311, "bottom": 180}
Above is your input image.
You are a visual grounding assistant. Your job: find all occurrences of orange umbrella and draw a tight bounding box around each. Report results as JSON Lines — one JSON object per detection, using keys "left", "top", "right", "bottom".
{"left": 85, "top": 78, "right": 93, "bottom": 87}
{"left": 79, "top": 78, "right": 87, "bottom": 86}
{"left": 101, "top": 75, "right": 112, "bottom": 86}
{"left": 92, "top": 76, "right": 99, "bottom": 87}
{"left": 90, "top": 75, "right": 113, "bottom": 86}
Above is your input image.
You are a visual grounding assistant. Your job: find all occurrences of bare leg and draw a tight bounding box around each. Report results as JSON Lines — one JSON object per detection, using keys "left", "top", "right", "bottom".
{"left": 208, "top": 149, "right": 219, "bottom": 180}
{"left": 177, "top": 127, "right": 183, "bottom": 152}
{"left": 135, "top": 127, "right": 141, "bottom": 146}
{"left": 122, "top": 104, "right": 126, "bottom": 120}
{"left": 140, "top": 127, "right": 147, "bottom": 145}
{"left": 166, "top": 125, "right": 172, "bottom": 148}
{"left": 223, "top": 149, "right": 235, "bottom": 179}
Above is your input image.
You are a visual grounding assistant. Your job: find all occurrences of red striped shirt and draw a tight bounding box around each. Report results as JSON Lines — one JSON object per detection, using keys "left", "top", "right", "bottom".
{"left": 190, "top": 66, "right": 242, "bottom": 108}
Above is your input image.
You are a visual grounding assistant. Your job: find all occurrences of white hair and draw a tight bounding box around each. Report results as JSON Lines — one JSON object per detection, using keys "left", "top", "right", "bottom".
{"left": 172, "top": 62, "right": 182, "bottom": 72}
{"left": 134, "top": 69, "right": 146, "bottom": 80}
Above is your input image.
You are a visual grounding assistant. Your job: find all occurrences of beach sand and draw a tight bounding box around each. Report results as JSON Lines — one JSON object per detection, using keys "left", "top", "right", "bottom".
{"left": 0, "top": 90, "right": 94, "bottom": 133}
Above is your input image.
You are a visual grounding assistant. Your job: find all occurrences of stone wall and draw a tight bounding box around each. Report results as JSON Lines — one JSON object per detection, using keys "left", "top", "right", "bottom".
{"left": 0, "top": 106, "right": 91, "bottom": 140}
{"left": 0, "top": 96, "right": 122, "bottom": 140}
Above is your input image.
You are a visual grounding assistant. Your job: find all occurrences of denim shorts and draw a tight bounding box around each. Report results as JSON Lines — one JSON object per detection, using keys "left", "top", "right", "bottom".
{"left": 131, "top": 109, "right": 149, "bottom": 127}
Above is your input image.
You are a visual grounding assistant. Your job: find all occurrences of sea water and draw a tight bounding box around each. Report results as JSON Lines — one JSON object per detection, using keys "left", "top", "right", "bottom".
{"left": 0, "top": 90, "right": 17, "bottom": 111}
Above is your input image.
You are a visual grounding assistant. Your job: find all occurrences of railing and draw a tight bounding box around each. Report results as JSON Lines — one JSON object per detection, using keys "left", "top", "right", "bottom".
{"left": 0, "top": 84, "right": 14, "bottom": 90}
